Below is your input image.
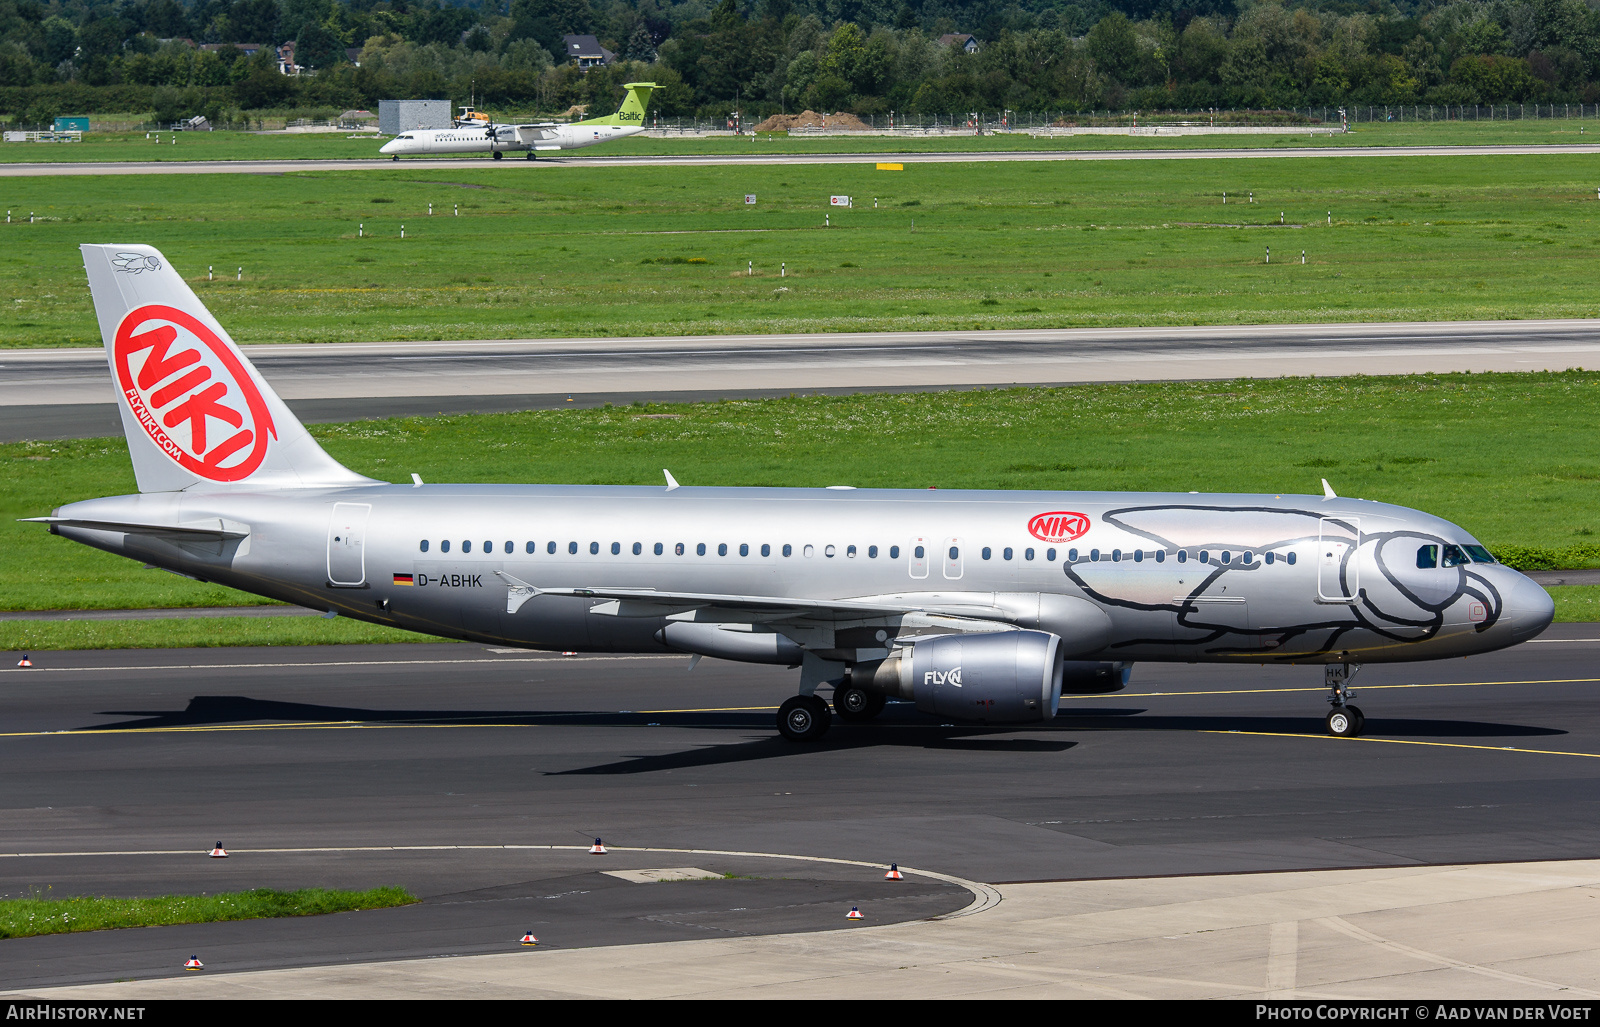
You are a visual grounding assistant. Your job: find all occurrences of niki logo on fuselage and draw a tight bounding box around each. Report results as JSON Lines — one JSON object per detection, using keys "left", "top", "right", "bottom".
{"left": 113, "top": 305, "right": 276, "bottom": 482}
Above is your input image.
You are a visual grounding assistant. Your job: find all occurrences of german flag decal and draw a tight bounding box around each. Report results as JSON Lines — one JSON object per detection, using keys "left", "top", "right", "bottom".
{"left": 393, "top": 573, "right": 414, "bottom": 586}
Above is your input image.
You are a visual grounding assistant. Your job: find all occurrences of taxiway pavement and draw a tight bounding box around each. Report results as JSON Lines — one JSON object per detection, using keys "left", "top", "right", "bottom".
{"left": 0, "top": 143, "right": 1597, "bottom": 177}
{"left": 3, "top": 625, "right": 1600, "bottom": 990}
{"left": 6, "top": 319, "right": 1598, "bottom": 441}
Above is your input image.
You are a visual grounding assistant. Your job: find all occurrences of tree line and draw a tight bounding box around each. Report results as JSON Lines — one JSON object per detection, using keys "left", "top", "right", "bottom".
{"left": 1, "top": 0, "right": 1596, "bottom": 124}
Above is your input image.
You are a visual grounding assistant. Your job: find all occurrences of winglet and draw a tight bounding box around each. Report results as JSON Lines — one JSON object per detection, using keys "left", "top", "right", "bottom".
{"left": 495, "top": 570, "right": 543, "bottom": 615}
{"left": 663, "top": 469, "right": 679, "bottom": 491}
{"left": 1322, "top": 478, "right": 1337, "bottom": 500}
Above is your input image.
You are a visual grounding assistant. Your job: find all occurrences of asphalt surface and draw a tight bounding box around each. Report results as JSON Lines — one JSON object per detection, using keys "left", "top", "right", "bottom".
{"left": 7, "top": 319, "right": 1600, "bottom": 442}
{"left": 1, "top": 143, "right": 1597, "bottom": 176}
{"left": 3, "top": 625, "right": 1600, "bottom": 986}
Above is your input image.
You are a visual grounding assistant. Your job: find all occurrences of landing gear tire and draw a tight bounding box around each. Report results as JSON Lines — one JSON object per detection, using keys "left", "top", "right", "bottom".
{"left": 1326, "top": 706, "right": 1363, "bottom": 738}
{"left": 391, "top": 155, "right": 398, "bottom": 161}
{"left": 778, "top": 695, "right": 831, "bottom": 742}
{"left": 492, "top": 150, "right": 503, "bottom": 160}
{"left": 525, "top": 152, "right": 536, "bottom": 160}
{"left": 834, "top": 685, "right": 886, "bottom": 722}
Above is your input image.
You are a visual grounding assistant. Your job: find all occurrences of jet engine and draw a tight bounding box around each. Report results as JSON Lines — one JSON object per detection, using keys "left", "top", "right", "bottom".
{"left": 856, "top": 630, "right": 1063, "bottom": 723}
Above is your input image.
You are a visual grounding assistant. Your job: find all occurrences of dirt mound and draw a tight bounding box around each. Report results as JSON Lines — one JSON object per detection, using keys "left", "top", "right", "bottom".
{"left": 754, "top": 110, "right": 872, "bottom": 132}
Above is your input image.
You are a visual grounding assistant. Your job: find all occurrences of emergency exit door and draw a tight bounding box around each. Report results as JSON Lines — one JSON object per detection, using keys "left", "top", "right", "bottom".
{"left": 327, "top": 503, "right": 371, "bottom": 586}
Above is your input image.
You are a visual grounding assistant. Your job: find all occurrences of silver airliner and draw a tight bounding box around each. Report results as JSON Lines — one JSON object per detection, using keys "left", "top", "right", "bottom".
{"left": 33, "top": 244, "right": 1555, "bottom": 742}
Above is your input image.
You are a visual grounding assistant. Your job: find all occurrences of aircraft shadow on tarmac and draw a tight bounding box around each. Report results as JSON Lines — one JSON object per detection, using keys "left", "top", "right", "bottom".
{"left": 77, "top": 695, "right": 1568, "bottom": 776}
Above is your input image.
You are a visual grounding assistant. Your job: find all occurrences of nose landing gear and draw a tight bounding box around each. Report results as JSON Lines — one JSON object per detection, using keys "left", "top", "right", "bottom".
{"left": 1324, "top": 662, "right": 1364, "bottom": 737}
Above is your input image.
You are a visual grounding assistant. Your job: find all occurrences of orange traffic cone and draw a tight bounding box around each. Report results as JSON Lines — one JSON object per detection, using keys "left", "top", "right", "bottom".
{"left": 16, "top": 655, "right": 31, "bottom": 668}
{"left": 589, "top": 838, "right": 606, "bottom": 854}
{"left": 846, "top": 906, "right": 863, "bottom": 920}
{"left": 184, "top": 956, "right": 203, "bottom": 970}
{"left": 520, "top": 931, "right": 538, "bottom": 946}
{"left": 885, "top": 863, "right": 903, "bottom": 881}
{"left": 208, "top": 842, "right": 228, "bottom": 858}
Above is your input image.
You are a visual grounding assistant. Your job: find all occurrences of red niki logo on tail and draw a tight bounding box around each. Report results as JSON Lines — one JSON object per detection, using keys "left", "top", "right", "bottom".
{"left": 1028, "top": 510, "right": 1090, "bottom": 543}
{"left": 112, "top": 305, "right": 276, "bottom": 481}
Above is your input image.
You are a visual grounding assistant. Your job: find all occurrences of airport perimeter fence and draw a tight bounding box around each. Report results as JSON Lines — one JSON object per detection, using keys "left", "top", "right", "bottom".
{"left": 647, "top": 104, "right": 1600, "bottom": 134}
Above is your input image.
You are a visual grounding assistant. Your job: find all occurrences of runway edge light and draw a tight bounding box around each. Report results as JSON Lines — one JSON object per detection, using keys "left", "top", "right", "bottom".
{"left": 184, "top": 956, "right": 203, "bottom": 970}
{"left": 590, "top": 838, "right": 607, "bottom": 854}
{"left": 16, "top": 654, "right": 30, "bottom": 667}
{"left": 521, "top": 931, "right": 538, "bottom": 946}
{"left": 846, "top": 906, "right": 864, "bottom": 920}
{"left": 209, "top": 841, "right": 228, "bottom": 858}
{"left": 885, "top": 863, "right": 903, "bottom": 880}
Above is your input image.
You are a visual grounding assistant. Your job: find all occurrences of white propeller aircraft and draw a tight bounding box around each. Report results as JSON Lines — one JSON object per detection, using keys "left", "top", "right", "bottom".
{"left": 380, "top": 83, "right": 656, "bottom": 160}
{"left": 32, "top": 245, "right": 1556, "bottom": 742}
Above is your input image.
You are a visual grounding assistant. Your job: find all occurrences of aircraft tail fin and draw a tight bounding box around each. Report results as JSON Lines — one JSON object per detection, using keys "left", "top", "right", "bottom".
{"left": 80, "top": 244, "right": 377, "bottom": 494}
{"left": 580, "top": 82, "right": 656, "bottom": 126}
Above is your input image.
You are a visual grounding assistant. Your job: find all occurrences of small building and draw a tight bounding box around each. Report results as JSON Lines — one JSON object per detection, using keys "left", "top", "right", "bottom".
{"left": 562, "top": 34, "right": 614, "bottom": 70}
{"left": 276, "top": 41, "right": 299, "bottom": 75}
{"left": 379, "top": 99, "right": 452, "bottom": 135}
{"left": 346, "top": 48, "right": 363, "bottom": 66}
{"left": 53, "top": 116, "right": 89, "bottom": 132}
{"left": 938, "top": 33, "right": 980, "bottom": 53}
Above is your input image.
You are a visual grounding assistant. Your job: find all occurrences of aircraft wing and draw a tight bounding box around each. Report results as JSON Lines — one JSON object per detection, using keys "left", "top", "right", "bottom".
{"left": 495, "top": 573, "right": 1015, "bottom": 624}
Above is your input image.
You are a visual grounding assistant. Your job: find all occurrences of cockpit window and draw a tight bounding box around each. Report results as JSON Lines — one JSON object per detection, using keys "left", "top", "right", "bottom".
{"left": 1463, "top": 545, "right": 1495, "bottom": 564}
{"left": 1416, "top": 545, "right": 1438, "bottom": 569}
{"left": 1441, "top": 544, "right": 1466, "bottom": 567}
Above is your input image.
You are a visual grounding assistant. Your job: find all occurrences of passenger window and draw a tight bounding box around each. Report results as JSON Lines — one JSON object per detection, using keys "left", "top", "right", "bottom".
{"left": 1003, "top": 547, "right": 1013, "bottom": 560}
{"left": 1046, "top": 548, "right": 1056, "bottom": 561}
{"left": 948, "top": 546, "right": 959, "bottom": 560}
{"left": 889, "top": 546, "right": 899, "bottom": 559}
{"left": 633, "top": 542, "right": 642, "bottom": 555}
{"left": 526, "top": 541, "right": 536, "bottom": 554}
{"left": 697, "top": 543, "right": 707, "bottom": 556}
{"left": 1286, "top": 552, "right": 1297, "bottom": 565}
{"left": 420, "top": 540, "right": 429, "bottom": 553}
{"left": 783, "top": 544, "right": 793, "bottom": 557}
{"left": 1266, "top": 552, "right": 1276, "bottom": 565}
{"left": 1111, "top": 549, "right": 1121, "bottom": 562}
{"left": 1242, "top": 552, "right": 1252, "bottom": 564}
{"left": 982, "top": 547, "right": 992, "bottom": 560}
{"left": 804, "top": 544, "right": 815, "bottom": 557}
{"left": 740, "top": 543, "right": 749, "bottom": 556}
{"left": 762, "top": 544, "right": 771, "bottom": 557}
{"left": 1464, "top": 545, "right": 1495, "bottom": 564}
{"left": 504, "top": 541, "right": 513, "bottom": 554}
{"left": 1221, "top": 551, "right": 1231, "bottom": 564}
{"left": 847, "top": 545, "right": 856, "bottom": 558}
{"left": 1133, "top": 550, "right": 1143, "bottom": 563}
{"left": 1155, "top": 550, "right": 1165, "bottom": 563}
{"left": 1024, "top": 548, "right": 1034, "bottom": 561}
{"left": 463, "top": 540, "right": 472, "bottom": 553}
{"left": 1199, "top": 551, "right": 1209, "bottom": 563}
{"left": 441, "top": 540, "right": 450, "bottom": 553}
{"left": 547, "top": 541, "right": 556, "bottom": 554}
{"left": 654, "top": 542, "right": 664, "bottom": 555}
{"left": 1442, "top": 544, "right": 1466, "bottom": 567}
{"left": 914, "top": 545, "right": 924, "bottom": 559}
{"left": 1176, "top": 550, "right": 1186, "bottom": 563}
{"left": 483, "top": 541, "right": 491, "bottom": 553}
{"left": 824, "top": 544, "right": 835, "bottom": 557}
{"left": 568, "top": 542, "right": 578, "bottom": 555}
{"left": 611, "top": 542, "right": 621, "bottom": 555}
{"left": 718, "top": 543, "right": 727, "bottom": 556}
{"left": 588, "top": 542, "right": 598, "bottom": 555}
{"left": 869, "top": 545, "right": 878, "bottom": 558}
{"left": 1090, "top": 549, "right": 1100, "bottom": 562}
{"left": 1067, "top": 548, "right": 1077, "bottom": 561}
{"left": 675, "top": 543, "right": 685, "bottom": 556}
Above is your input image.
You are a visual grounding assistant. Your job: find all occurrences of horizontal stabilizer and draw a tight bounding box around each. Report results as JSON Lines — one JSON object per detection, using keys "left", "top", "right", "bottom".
{"left": 20, "top": 516, "right": 249, "bottom": 539}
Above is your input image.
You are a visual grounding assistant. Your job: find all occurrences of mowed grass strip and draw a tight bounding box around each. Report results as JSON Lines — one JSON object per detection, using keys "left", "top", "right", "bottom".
{"left": 0, "top": 886, "right": 416, "bottom": 938}
{"left": 5, "top": 372, "right": 1600, "bottom": 621}
{"left": 4, "top": 151, "right": 1600, "bottom": 346}
{"left": 0, "top": 616, "right": 451, "bottom": 650}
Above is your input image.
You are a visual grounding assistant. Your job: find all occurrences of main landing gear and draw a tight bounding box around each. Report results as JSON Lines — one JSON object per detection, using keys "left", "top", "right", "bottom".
{"left": 1324, "top": 662, "right": 1364, "bottom": 738}
{"left": 834, "top": 683, "right": 886, "bottom": 722}
{"left": 492, "top": 150, "right": 503, "bottom": 160}
{"left": 777, "top": 694, "right": 831, "bottom": 741}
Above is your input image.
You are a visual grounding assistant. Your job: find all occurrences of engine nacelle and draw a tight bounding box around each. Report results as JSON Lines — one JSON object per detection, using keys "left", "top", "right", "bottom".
{"left": 857, "top": 630, "right": 1063, "bottom": 723}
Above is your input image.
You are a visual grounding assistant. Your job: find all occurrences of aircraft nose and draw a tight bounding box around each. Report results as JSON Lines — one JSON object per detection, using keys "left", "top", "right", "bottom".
{"left": 1507, "top": 573, "right": 1555, "bottom": 643}
{"left": 379, "top": 140, "right": 396, "bottom": 153}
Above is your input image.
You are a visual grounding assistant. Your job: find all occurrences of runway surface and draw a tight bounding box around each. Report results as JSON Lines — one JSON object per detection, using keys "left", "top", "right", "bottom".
{"left": 6, "top": 318, "right": 1599, "bottom": 441}
{"left": 0, "top": 143, "right": 1596, "bottom": 176}
{"left": 3, "top": 624, "right": 1600, "bottom": 988}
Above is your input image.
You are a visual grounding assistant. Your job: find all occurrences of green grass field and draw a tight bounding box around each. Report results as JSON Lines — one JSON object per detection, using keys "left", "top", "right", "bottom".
{"left": 0, "top": 886, "right": 415, "bottom": 938}
{"left": 0, "top": 119, "right": 1594, "bottom": 164}
{"left": 6, "top": 373, "right": 1599, "bottom": 627}
{"left": 4, "top": 150, "right": 1600, "bottom": 348}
